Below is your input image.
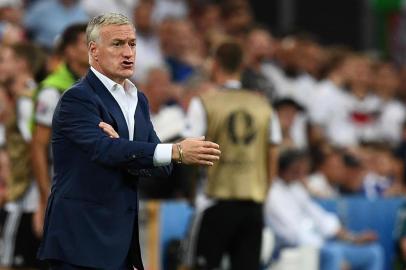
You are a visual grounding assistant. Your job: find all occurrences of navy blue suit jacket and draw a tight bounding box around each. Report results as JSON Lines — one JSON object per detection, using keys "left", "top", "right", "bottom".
{"left": 38, "top": 70, "right": 172, "bottom": 269}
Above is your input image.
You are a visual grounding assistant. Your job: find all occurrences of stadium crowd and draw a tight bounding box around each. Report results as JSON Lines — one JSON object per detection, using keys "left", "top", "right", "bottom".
{"left": 0, "top": 0, "right": 406, "bottom": 269}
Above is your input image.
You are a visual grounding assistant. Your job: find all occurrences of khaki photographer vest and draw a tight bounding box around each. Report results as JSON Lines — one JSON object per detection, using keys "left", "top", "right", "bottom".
{"left": 200, "top": 89, "right": 272, "bottom": 203}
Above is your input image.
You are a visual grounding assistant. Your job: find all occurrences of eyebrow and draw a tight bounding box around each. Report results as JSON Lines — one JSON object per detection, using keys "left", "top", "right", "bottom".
{"left": 112, "top": 38, "right": 136, "bottom": 43}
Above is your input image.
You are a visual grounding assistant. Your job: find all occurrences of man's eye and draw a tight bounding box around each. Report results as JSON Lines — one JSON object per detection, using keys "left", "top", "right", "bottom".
{"left": 112, "top": 42, "right": 121, "bottom": 47}
{"left": 129, "top": 42, "right": 136, "bottom": 47}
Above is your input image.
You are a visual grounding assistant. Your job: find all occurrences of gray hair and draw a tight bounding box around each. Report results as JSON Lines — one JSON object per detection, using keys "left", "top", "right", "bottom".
{"left": 86, "top": 13, "right": 134, "bottom": 44}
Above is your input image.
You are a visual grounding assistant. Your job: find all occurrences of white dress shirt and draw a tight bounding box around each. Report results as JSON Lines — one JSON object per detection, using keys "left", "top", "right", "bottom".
{"left": 91, "top": 67, "right": 172, "bottom": 166}
{"left": 265, "top": 179, "right": 341, "bottom": 248}
{"left": 293, "top": 73, "right": 318, "bottom": 110}
{"left": 377, "top": 98, "right": 406, "bottom": 144}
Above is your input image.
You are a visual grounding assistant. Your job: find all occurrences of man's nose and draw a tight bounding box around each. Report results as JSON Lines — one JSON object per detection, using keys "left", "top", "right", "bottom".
{"left": 122, "top": 44, "right": 134, "bottom": 57}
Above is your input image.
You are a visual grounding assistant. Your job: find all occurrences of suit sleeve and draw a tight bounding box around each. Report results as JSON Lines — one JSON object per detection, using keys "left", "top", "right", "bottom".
{"left": 54, "top": 87, "right": 157, "bottom": 170}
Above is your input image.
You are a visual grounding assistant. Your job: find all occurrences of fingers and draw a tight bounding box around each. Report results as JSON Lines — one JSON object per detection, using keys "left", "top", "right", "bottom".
{"left": 200, "top": 160, "right": 214, "bottom": 166}
{"left": 188, "top": 139, "right": 218, "bottom": 149}
{"left": 200, "top": 147, "right": 221, "bottom": 156}
{"left": 203, "top": 141, "right": 220, "bottom": 149}
{"left": 192, "top": 142, "right": 221, "bottom": 164}
{"left": 197, "top": 142, "right": 221, "bottom": 157}
{"left": 198, "top": 154, "right": 220, "bottom": 162}
{"left": 99, "top": 122, "right": 113, "bottom": 130}
{"left": 101, "top": 126, "right": 118, "bottom": 138}
{"left": 196, "top": 152, "right": 220, "bottom": 167}
{"left": 99, "top": 122, "right": 119, "bottom": 138}
{"left": 194, "top": 158, "right": 215, "bottom": 166}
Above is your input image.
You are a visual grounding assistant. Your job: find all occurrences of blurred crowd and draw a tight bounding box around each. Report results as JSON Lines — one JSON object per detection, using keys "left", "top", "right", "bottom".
{"left": 0, "top": 0, "right": 406, "bottom": 269}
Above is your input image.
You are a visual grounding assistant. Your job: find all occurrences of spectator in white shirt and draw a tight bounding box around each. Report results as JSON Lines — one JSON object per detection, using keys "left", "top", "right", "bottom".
{"left": 327, "top": 55, "right": 381, "bottom": 146}
{"left": 373, "top": 62, "right": 406, "bottom": 145}
{"left": 265, "top": 149, "right": 384, "bottom": 270}
{"left": 308, "top": 49, "right": 350, "bottom": 131}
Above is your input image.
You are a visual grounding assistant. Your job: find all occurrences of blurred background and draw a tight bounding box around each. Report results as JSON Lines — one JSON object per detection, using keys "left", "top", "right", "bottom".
{"left": 1, "top": 0, "right": 406, "bottom": 269}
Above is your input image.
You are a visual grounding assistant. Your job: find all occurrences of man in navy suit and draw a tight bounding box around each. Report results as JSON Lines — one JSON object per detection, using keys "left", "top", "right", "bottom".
{"left": 37, "top": 13, "right": 221, "bottom": 270}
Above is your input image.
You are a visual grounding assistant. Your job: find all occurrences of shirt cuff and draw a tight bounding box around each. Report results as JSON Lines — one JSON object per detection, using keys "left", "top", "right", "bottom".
{"left": 153, "top": 143, "right": 173, "bottom": 166}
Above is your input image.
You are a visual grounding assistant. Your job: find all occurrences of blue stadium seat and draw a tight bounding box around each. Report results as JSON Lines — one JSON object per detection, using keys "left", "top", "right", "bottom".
{"left": 317, "top": 196, "right": 405, "bottom": 270}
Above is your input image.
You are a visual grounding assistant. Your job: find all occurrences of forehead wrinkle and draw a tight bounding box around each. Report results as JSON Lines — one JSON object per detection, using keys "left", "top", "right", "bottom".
{"left": 99, "top": 25, "right": 135, "bottom": 42}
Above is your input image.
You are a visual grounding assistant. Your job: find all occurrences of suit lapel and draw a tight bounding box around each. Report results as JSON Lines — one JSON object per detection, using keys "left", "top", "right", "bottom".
{"left": 133, "top": 92, "right": 144, "bottom": 141}
{"left": 85, "top": 70, "right": 130, "bottom": 139}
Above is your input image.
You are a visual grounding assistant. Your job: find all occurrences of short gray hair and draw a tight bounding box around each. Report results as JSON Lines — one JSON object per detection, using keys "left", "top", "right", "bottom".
{"left": 86, "top": 13, "right": 134, "bottom": 44}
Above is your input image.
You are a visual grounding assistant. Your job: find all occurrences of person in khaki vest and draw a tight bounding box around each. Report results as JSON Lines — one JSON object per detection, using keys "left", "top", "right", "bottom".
{"left": 183, "top": 41, "right": 282, "bottom": 270}
{"left": 0, "top": 42, "right": 47, "bottom": 269}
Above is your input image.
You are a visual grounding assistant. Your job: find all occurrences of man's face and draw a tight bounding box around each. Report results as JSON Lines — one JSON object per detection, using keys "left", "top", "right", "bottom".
{"left": 90, "top": 24, "right": 136, "bottom": 84}
{"left": 277, "top": 105, "right": 297, "bottom": 131}
{"left": 246, "top": 30, "right": 273, "bottom": 62}
{"left": 66, "top": 32, "right": 88, "bottom": 68}
{"left": 323, "top": 153, "right": 346, "bottom": 184}
{"left": 284, "top": 158, "right": 309, "bottom": 183}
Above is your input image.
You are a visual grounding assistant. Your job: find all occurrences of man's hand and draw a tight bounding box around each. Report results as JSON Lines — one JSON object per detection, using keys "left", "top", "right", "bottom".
{"left": 339, "top": 228, "right": 378, "bottom": 244}
{"left": 33, "top": 201, "right": 46, "bottom": 238}
{"left": 173, "top": 137, "right": 220, "bottom": 166}
{"left": 353, "top": 230, "right": 378, "bottom": 244}
{"left": 99, "top": 122, "right": 119, "bottom": 138}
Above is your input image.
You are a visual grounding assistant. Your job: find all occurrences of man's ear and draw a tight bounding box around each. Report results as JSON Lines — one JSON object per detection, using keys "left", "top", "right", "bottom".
{"left": 89, "top": 41, "right": 98, "bottom": 61}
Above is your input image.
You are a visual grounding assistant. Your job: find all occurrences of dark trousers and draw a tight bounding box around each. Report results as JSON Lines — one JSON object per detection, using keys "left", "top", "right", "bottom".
{"left": 194, "top": 200, "right": 263, "bottom": 270}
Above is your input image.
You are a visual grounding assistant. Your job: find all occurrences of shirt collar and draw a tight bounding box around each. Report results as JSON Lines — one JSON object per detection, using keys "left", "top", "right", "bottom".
{"left": 90, "top": 66, "right": 138, "bottom": 96}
